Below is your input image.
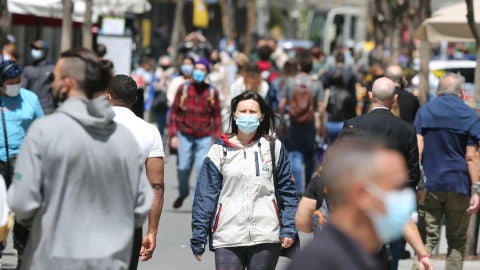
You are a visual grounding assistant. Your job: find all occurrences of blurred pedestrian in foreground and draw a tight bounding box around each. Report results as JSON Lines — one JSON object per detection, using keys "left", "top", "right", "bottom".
{"left": 191, "top": 91, "right": 298, "bottom": 269}
{"left": 7, "top": 48, "right": 152, "bottom": 269}
{"left": 0, "top": 60, "right": 43, "bottom": 268}
{"left": 288, "top": 137, "right": 416, "bottom": 270}
{"left": 21, "top": 40, "right": 56, "bottom": 114}
{"left": 107, "top": 75, "right": 165, "bottom": 269}
{"left": 414, "top": 73, "right": 480, "bottom": 270}
{"left": 169, "top": 58, "right": 221, "bottom": 208}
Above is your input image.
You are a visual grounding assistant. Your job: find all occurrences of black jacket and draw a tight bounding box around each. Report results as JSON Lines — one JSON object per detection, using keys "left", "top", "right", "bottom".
{"left": 343, "top": 108, "right": 420, "bottom": 189}
{"left": 396, "top": 87, "right": 420, "bottom": 124}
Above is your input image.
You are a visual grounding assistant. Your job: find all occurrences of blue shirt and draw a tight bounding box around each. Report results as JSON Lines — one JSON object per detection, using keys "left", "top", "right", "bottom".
{"left": 0, "top": 88, "right": 44, "bottom": 161}
{"left": 415, "top": 114, "right": 477, "bottom": 195}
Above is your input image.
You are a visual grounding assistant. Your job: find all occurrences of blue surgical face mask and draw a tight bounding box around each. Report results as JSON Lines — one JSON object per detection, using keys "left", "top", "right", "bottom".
{"left": 236, "top": 114, "right": 260, "bottom": 134}
{"left": 31, "top": 49, "right": 44, "bottom": 60}
{"left": 367, "top": 183, "right": 416, "bottom": 243}
{"left": 180, "top": 64, "right": 193, "bottom": 75}
{"left": 192, "top": 69, "right": 206, "bottom": 83}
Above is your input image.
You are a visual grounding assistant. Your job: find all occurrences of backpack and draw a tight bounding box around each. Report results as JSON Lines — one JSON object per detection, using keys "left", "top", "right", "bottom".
{"left": 326, "top": 86, "right": 355, "bottom": 122}
{"left": 288, "top": 78, "right": 315, "bottom": 125}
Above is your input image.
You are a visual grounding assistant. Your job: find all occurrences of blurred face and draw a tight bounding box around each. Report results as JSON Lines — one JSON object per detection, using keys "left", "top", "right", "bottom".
{"left": 183, "top": 58, "right": 194, "bottom": 66}
{"left": 50, "top": 59, "right": 70, "bottom": 102}
{"left": 234, "top": 99, "right": 263, "bottom": 121}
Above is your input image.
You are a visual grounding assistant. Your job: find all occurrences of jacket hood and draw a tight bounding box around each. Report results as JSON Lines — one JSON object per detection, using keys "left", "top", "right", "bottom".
{"left": 57, "top": 96, "right": 116, "bottom": 135}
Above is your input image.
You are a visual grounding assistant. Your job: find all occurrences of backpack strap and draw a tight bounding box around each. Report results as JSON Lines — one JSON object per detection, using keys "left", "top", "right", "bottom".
{"left": 269, "top": 140, "right": 282, "bottom": 205}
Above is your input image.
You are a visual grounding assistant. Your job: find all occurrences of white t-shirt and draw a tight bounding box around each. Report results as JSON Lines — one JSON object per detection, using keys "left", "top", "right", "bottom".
{"left": 112, "top": 106, "right": 165, "bottom": 161}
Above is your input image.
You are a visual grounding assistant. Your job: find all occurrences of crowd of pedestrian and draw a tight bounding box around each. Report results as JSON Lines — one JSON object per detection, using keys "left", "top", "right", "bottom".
{"left": 0, "top": 30, "right": 478, "bottom": 270}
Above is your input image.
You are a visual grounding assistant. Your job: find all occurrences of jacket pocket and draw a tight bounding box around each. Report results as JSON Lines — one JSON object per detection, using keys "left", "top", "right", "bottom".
{"left": 272, "top": 200, "right": 281, "bottom": 226}
{"left": 212, "top": 204, "right": 223, "bottom": 233}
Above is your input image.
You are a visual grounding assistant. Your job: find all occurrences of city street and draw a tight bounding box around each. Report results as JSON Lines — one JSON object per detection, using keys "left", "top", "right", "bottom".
{"left": 1, "top": 153, "right": 480, "bottom": 269}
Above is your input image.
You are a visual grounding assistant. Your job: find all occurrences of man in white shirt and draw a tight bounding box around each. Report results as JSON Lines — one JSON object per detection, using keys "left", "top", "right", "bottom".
{"left": 107, "top": 74, "right": 165, "bottom": 270}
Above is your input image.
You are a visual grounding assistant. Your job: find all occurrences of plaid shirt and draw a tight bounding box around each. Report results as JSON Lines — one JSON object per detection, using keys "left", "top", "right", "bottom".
{"left": 168, "top": 81, "right": 222, "bottom": 138}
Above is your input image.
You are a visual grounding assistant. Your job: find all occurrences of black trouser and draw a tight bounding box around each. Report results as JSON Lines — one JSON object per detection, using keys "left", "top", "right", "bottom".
{"left": 128, "top": 227, "right": 143, "bottom": 270}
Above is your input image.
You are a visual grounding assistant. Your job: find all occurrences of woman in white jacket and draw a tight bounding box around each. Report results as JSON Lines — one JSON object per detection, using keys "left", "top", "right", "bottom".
{"left": 191, "top": 91, "right": 298, "bottom": 270}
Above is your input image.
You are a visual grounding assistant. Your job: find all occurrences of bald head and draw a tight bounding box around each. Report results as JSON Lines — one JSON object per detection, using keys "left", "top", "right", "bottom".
{"left": 371, "top": 77, "right": 396, "bottom": 105}
{"left": 385, "top": 65, "right": 402, "bottom": 85}
{"left": 437, "top": 73, "right": 464, "bottom": 96}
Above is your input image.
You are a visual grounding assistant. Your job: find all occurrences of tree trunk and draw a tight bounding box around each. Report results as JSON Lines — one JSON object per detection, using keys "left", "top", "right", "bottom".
{"left": 466, "top": 0, "right": 480, "bottom": 109}
{"left": 61, "top": 0, "right": 74, "bottom": 52}
{"left": 0, "top": 0, "right": 10, "bottom": 44}
{"left": 389, "top": 22, "right": 401, "bottom": 65}
{"left": 418, "top": 41, "right": 430, "bottom": 104}
{"left": 170, "top": 0, "right": 186, "bottom": 63}
{"left": 418, "top": 0, "right": 431, "bottom": 105}
{"left": 82, "top": 0, "right": 93, "bottom": 50}
{"left": 219, "top": 0, "right": 231, "bottom": 39}
{"left": 244, "top": 0, "right": 256, "bottom": 56}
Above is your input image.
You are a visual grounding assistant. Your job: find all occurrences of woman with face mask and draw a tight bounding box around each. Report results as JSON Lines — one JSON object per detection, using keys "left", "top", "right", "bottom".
{"left": 190, "top": 91, "right": 298, "bottom": 269}
{"left": 0, "top": 60, "right": 44, "bottom": 267}
{"left": 166, "top": 56, "right": 195, "bottom": 108}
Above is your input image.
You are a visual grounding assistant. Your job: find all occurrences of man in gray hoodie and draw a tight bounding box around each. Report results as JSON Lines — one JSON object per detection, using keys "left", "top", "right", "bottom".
{"left": 7, "top": 48, "right": 152, "bottom": 270}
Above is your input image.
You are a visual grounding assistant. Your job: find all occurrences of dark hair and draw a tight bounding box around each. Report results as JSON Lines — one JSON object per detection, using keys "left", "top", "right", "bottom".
{"left": 282, "top": 59, "right": 298, "bottom": 77}
{"left": 109, "top": 74, "right": 138, "bottom": 106}
{"left": 331, "top": 69, "right": 345, "bottom": 88}
{"left": 60, "top": 47, "right": 113, "bottom": 99}
{"left": 229, "top": 91, "right": 276, "bottom": 139}
{"left": 335, "top": 52, "right": 345, "bottom": 64}
{"left": 242, "top": 63, "right": 262, "bottom": 92}
{"left": 95, "top": 43, "right": 107, "bottom": 58}
{"left": 298, "top": 55, "right": 313, "bottom": 73}
{"left": 258, "top": 45, "right": 273, "bottom": 61}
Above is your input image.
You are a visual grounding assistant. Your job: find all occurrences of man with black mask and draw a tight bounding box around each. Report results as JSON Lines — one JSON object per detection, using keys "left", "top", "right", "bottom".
{"left": 21, "top": 40, "right": 55, "bottom": 114}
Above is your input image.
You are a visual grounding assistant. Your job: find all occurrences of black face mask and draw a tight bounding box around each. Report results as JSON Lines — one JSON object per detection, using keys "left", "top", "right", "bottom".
{"left": 159, "top": 65, "right": 171, "bottom": 71}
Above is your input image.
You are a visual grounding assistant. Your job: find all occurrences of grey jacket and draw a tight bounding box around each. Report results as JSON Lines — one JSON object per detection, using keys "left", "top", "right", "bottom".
{"left": 21, "top": 59, "right": 56, "bottom": 114}
{"left": 7, "top": 96, "right": 152, "bottom": 270}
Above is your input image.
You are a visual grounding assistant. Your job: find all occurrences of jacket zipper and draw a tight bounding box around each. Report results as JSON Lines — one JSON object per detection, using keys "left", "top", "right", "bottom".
{"left": 272, "top": 200, "right": 281, "bottom": 226}
{"left": 212, "top": 204, "right": 223, "bottom": 233}
{"left": 254, "top": 151, "right": 259, "bottom": 176}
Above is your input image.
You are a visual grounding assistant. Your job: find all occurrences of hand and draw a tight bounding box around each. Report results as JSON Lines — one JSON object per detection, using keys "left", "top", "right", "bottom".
{"left": 194, "top": 255, "right": 202, "bottom": 262}
{"left": 139, "top": 233, "right": 156, "bottom": 262}
{"left": 170, "top": 136, "right": 179, "bottom": 149}
{"left": 466, "top": 193, "right": 479, "bottom": 215}
{"left": 417, "top": 190, "right": 427, "bottom": 204}
{"left": 418, "top": 256, "right": 434, "bottom": 270}
{"left": 280, "top": 237, "right": 294, "bottom": 249}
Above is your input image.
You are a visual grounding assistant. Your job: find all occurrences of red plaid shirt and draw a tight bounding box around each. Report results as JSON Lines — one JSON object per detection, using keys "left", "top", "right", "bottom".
{"left": 168, "top": 81, "right": 222, "bottom": 138}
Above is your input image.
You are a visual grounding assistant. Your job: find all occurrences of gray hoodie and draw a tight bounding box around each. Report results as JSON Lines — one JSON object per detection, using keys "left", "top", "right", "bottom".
{"left": 7, "top": 96, "right": 152, "bottom": 270}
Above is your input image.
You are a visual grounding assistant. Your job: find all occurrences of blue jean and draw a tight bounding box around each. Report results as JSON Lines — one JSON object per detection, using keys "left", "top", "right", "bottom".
{"left": 288, "top": 151, "right": 314, "bottom": 195}
{"left": 176, "top": 132, "right": 212, "bottom": 198}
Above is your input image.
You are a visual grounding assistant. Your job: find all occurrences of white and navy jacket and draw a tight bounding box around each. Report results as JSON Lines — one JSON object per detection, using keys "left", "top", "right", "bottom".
{"left": 190, "top": 135, "right": 298, "bottom": 255}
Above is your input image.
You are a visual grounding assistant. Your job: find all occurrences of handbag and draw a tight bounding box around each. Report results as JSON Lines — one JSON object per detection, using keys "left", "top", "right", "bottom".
{"left": 269, "top": 140, "right": 300, "bottom": 259}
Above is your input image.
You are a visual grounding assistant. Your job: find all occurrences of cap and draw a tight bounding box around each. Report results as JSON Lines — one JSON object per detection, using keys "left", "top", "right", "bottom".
{"left": 195, "top": 58, "right": 210, "bottom": 73}
{"left": 30, "top": 40, "right": 49, "bottom": 50}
